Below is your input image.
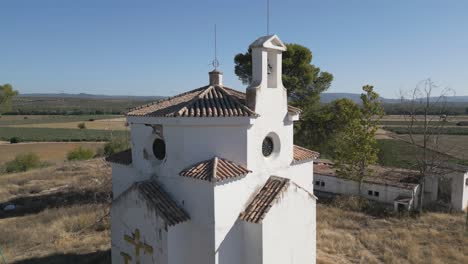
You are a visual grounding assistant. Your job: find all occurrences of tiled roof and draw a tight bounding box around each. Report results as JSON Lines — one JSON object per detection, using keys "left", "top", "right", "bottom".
{"left": 240, "top": 176, "right": 290, "bottom": 223}
{"left": 180, "top": 157, "right": 251, "bottom": 183}
{"left": 135, "top": 180, "right": 190, "bottom": 226}
{"left": 313, "top": 162, "right": 419, "bottom": 190}
{"left": 127, "top": 85, "right": 301, "bottom": 117}
{"left": 106, "top": 149, "right": 132, "bottom": 165}
{"left": 293, "top": 145, "right": 320, "bottom": 163}
{"left": 127, "top": 85, "right": 257, "bottom": 117}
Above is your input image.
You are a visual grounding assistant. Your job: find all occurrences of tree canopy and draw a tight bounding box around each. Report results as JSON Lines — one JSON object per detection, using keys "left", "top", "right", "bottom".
{"left": 334, "top": 85, "right": 384, "bottom": 181}
{"left": 0, "top": 84, "right": 19, "bottom": 114}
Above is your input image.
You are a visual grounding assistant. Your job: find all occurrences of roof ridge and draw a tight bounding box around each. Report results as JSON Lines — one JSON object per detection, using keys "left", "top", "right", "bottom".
{"left": 180, "top": 156, "right": 251, "bottom": 182}
{"left": 217, "top": 86, "right": 258, "bottom": 117}
{"left": 239, "top": 176, "right": 290, "bottom": 223}
{"left": 175, "top": 85, "right": 214, "bottom": 117}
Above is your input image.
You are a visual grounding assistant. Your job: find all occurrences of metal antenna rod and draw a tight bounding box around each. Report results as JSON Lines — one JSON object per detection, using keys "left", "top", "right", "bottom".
{"left": 267, "top": 0, "right": 270, "bottom": 35}
{"left": 212, "top": 24, "right": 219, "bottom": 70}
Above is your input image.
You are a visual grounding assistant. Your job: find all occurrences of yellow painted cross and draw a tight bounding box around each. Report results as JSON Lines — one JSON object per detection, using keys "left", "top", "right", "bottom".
{"left": 121, "top": 228, "right": 154, "bottom": 264}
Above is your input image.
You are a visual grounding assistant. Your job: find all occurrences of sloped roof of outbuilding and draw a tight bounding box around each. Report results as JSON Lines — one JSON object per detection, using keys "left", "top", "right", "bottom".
{"left": 239, "top": 176, "right": 290, "bottom": 223}
{"left": 293, "top": 145, "right": 320, "bottom": 163}
{"left": 127, "top": 85, "right": 301, "bottom": 117}
{"left": 105, "top": 149, "right": 132, "bottom": 165}
{"left": 180, "top": 157, "right": 251, "bottom": 183}
{"left": 134, "top": 180, "right": 190, "bottom": 226}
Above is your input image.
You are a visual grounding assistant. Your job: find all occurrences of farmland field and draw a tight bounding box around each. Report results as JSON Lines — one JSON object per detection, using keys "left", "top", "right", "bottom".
{"left": 393, "top": 134, "right": 468, "bottom": 160}
{"left": 11, "top": 95, "right": 161, "bottom": 115}
{"left": 0, "top": 127, "right": 128, "bottom": 142}
{"left": 0, "top": 115, "right": 120, "bottom": 126}
{"left": 10, "top": 117, "right": 127, "bottom": 131}
{"left": 0, "top": 142, "right": 106, "bottom": 165}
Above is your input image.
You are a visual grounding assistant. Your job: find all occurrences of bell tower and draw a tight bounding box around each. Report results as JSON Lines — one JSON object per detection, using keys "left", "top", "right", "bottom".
{"left": 246, "top": 35, "right": 288, "bottom": 115}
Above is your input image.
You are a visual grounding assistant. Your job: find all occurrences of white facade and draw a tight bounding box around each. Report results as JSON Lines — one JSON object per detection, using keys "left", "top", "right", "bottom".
{"left": 109, "top": 35, "right": 318, "bottom": 264}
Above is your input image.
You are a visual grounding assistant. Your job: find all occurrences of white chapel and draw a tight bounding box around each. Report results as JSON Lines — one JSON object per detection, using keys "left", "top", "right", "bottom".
{"left": 107, "top": 35, "right": 319, "bottom": 264}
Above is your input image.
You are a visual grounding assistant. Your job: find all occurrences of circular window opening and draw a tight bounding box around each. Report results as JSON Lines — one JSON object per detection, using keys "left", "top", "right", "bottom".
{"left": 152, "top": 138, "right": 166, "bottom": 160}
{"left": 262, "top": 137, "right": 274, "bottom": 157}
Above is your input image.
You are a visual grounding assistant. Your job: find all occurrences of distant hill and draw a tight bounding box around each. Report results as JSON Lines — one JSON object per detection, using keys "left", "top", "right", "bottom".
{"left": 320, "top": 93, "right": 468, "bottom": 104}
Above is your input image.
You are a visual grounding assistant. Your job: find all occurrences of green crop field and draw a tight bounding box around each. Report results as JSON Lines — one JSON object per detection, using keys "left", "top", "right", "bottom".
{"left": 0, "top": 114, "right": 119, "bottom": 126}
{"left": 0, "top": 127, "right": 128, "bottom": 142}
{"left": 383, "top": 126, "right": 468, "bottom": 135}
{"left": 377, "top": 138, "right": 468, "bottom": 169}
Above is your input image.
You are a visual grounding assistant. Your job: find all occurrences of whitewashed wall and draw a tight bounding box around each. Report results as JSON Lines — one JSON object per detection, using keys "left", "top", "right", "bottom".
{"left": 243, "top": 221, "right": 262, "bottom": 264}
{"left": 111, "top": 163, "right": 147, "bottom": 198}
{"left": 262, "top": 184, "right": 316, "bottom": 264}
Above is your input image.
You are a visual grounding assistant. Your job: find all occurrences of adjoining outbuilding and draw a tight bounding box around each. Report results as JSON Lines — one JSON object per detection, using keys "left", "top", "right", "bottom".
{"left": 313, "top": 159, "right": 468, "bottom": 212}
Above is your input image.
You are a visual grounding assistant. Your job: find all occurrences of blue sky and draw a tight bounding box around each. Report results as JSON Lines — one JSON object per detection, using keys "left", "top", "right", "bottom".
{"left": 1, "top": 0, "right": 467, "bottom": 98}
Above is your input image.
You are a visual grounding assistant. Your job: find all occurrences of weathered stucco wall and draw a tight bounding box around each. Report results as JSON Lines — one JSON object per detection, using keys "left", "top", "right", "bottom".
{"left": 314, "top": 174, "right": 417, "bottom": 207}
{"left": 111, "top": 163, "right": 147, "bottom": 198}
{"left": 111, "top": 190, "right": 168, "bottom": 264}
{"left": 262, "top": 184, "right": 316, "bottom": 264}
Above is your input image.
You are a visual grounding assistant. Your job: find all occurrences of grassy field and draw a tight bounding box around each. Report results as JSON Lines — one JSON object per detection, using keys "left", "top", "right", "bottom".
{"left": 392, "top": 134, "right": 468, "bottom": 160}
{"left": 383, "top": 126, "right": 468, "bottom": 135}
{"left": 0, "top": 160, "right": 466, "bottom": 263}
{"left": 0, "top": 115, "right": 119, "bottom": 126}
{"left": 0, "top": 142, "right": 106, "bottom": 165}
{"left": 0, "top": 127, "right": 128, "bottom": 142}
{"left": 380, "top": 115, "right": 468, "bottom": 122}
{"left": 10, "top": 117, "right": 127, "bottom": 131}
{"left": 377, "top": 139, "right": 468, "bottom": 169}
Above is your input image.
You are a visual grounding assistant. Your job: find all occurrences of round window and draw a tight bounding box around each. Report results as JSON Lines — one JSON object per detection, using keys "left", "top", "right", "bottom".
{"left": 262, "top": 137, "right": 274, "bottom": 157}
{"left": 152, "top": 138, "right": 166, "bottom": 160}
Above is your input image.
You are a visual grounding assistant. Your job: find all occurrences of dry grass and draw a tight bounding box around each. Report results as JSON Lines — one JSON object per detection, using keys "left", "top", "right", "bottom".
{"left": 317, "top": 204, "right": 468, "bottom": 264}
{"left": 10, "top": 118, "right": 127, "bottom": 131}
{"left": 0, "top": 159, "right": 111, "bottom": 263}
{"left": 0, "top": 142, "right": 105, "bottom": 165}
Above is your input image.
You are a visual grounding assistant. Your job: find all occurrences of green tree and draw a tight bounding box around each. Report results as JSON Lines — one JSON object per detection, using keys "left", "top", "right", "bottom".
{"left": 294, "top": 98, "right": 361, "bottom": 156}
{"left": 334, "top": 85, "right": 384, "bottom": 184}
{"left": 0, "top": 84, "right": 19, "bottom": 114}
{"left": 234, "top": 43, "right": 333, "bottom": 101}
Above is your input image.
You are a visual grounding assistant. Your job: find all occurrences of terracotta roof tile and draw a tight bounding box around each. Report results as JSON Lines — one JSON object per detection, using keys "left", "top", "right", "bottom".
{"left": 240, "top": 176, "right": 289, "bottom": 223}
{"left": 135, "top": 180, "right": 190, "bottom": 226}
{"left": 127, "top": 85, "right": 301, "bottom": 117}
{"left": 293, "top": 145, "right": 320, "bottom": 163}
{"left": 106, "top": 149, "right": 132, "bottom": 165}
{"left": 127, "top": 85, "right": 257, "bottom": 117}
{"left": 180, "top": 157, "right": 251, "bottom": 182}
